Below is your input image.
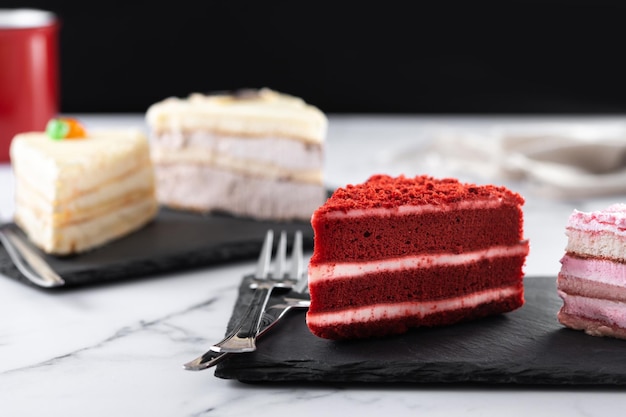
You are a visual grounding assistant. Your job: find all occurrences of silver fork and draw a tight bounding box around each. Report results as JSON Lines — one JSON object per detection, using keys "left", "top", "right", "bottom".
{"left": 182, "top": 267, "right": 309, "bottom": 371}
{"left": 209, "top": 229, "right": 305, "bottom": 354}
{"left": 0, "top": 225, "right": 65, "bottom": 288}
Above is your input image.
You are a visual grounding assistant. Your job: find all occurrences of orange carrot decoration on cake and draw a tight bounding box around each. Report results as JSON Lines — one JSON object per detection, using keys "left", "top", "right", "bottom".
{"left": 46, "top": 117, "right": 87, "bottom": 140}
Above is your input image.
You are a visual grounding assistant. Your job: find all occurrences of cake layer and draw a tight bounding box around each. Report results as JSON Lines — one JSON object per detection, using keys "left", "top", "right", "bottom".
{"left": 310, "top": 242, "right": 529, "bottom": 285}
{"left": 14, "top": 162, "right": 155, "bottom": 226}
{"left": 151, "top": 132, "right": 323, "bottom": 171}
{"left": 309, "top": 252, "right": 527, "bottom": 311}
{"left": 155, "top": 164, "right": 327, "bottom": 221}
{"left": 565, "top": 230, "right": 626, "bottom": 263}
{"left": 151, "top": 132, "right": 323, "bottom": 184}
{"left": 311, "top": 207, "right": 524, "bottom": 262}
{"left": 15, "top": 197, "right": 158, "bottom": 255}
{"left": 307, "top": 284, "right": 523, "bottom": 339}
{"left": 146, "top": 88, "right": 327, "bottom": 144}
{"left": 10, "top": 130, "right": 152, "bottom": 203}
{"left": 559, "top": 253, "right": 626, "bottom": 288}
{"left": 557, "top": 291, "right": 626, "bottom": 337}
{"left": 557, "top": 311, "right": 626, "bottom": 339}
{"left": 558, "top": 273, "right": 626, "bottom": 303}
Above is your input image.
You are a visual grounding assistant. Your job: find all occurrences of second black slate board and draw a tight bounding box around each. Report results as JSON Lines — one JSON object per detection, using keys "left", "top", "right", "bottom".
{"left": 215, "top": 277, "right": 626, "bottom": 385}
{"left": 0, "top": 208, "right": 313, "bottom": 288}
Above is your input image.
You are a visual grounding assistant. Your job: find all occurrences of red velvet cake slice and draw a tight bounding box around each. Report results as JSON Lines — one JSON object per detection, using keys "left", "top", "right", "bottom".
{"left": 306, "top": 174, "right": 529, "bottom": 340}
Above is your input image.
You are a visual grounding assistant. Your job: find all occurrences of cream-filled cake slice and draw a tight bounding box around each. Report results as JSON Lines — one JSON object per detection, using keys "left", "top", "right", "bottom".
{"left": 306, "top": 175, "right": 529, "bottom": 340}
{"left": 557, "top": 204, "right": 626, "bottom": 339}
{"left": 146, "top": 88, "right": 327, "bottom": 221}
{"left": 10, "top": 122, "right": 158, "bottom": 255}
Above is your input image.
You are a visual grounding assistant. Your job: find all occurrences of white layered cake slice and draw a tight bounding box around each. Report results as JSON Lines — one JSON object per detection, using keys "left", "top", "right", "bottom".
{"left": 146, "top": 88, "right": 327, "bottom": 221}
{"left": 10, "top": 120, "right": 158, "bottom": 255}
{"left": 558, "top": 204, "right": 626, "bottom": 339}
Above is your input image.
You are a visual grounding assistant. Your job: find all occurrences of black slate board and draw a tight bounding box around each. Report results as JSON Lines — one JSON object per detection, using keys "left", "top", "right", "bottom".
{"left": 0, "top": 208, "right": 313, "bottom": 288}
{"left": 215, "top": 277, "right": 626, "bottom": 385}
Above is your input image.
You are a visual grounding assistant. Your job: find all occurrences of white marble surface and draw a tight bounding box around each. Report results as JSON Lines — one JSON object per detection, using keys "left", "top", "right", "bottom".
{"left": 2, "top": 114, "right": 626, "bottom": 416}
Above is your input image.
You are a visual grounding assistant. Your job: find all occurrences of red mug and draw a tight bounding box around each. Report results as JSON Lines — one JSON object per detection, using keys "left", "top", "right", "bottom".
{"left": 0, "top": 9, "right": 59, "bottom": 162}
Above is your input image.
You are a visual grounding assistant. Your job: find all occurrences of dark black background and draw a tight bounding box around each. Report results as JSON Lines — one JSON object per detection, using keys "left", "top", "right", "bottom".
{"left": 5, "top": 0, "right": 626, "bottom": 114}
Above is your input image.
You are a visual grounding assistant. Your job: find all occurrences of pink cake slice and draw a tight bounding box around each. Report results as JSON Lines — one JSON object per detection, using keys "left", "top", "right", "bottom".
{"left": 557, "top": 204, "right": 626, "bottom": 339}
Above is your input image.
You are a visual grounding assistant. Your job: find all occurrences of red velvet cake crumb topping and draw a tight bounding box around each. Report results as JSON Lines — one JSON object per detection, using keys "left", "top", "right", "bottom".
{"left": 317, "top": 174, "right": 525, "bottom": 214}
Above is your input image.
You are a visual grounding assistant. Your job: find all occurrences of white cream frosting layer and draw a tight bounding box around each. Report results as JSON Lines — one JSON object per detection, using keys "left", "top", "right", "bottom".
{"left": 319, "top": 198, "right": 507, "bottom": 219}
{"left": 146, "top": 88, "right": 327, "bottom": 144}
{"left": 309, "top": 243, "right": 529, "bottom": 284}
{"left": 307, "top": 285, "right": 520, "bottom": 327}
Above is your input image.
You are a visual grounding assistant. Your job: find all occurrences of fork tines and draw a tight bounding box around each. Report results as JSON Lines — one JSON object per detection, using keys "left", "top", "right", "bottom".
{"left": 254, "top": 230, "right": 304, "bottom": 283}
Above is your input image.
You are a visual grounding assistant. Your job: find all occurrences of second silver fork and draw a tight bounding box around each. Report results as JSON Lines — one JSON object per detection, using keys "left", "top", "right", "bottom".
{"left": 209, "top": 229, "right": 304, "bottom": 354}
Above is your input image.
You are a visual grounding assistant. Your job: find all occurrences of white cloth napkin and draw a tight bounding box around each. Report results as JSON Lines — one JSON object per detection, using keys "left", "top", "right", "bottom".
{"left": 430, "top": 122, "right": 626, "bottom": 199}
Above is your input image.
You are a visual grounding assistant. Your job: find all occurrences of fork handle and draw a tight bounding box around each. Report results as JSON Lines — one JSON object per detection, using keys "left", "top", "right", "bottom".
{"left": 210, "top": 283, "right": 273, "bottom": 353}
{"left": 0, "top": 228, "right": 65, "bottom": 288}
{"left": 184, "top": 303, "right": 305, "bottom": 371}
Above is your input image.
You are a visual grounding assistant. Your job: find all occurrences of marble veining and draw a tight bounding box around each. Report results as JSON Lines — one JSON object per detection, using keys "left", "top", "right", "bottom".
{"left": 2, "top": 295, "right": 219, "bottom": 376}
